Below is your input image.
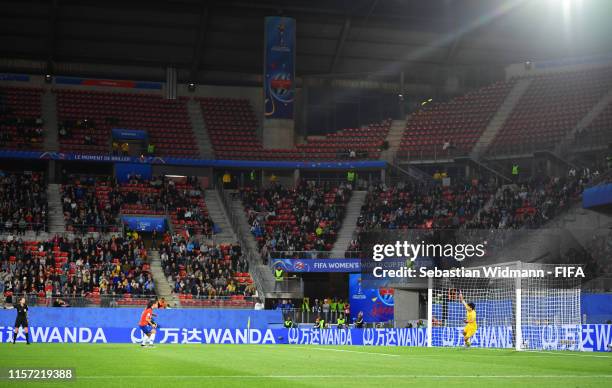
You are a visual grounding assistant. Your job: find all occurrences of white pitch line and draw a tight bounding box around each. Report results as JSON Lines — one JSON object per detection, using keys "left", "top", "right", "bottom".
{"left": 522, "top": 350, "right": 611, "bottom": 358}
{"left": 310, "top": 347, "right": 400, "bottom": 357}
{"left": 73, "top": 375, "right": 612, "bottom": 379}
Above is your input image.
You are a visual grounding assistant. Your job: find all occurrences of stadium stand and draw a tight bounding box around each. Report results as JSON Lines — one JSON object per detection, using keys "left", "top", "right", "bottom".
{"left": 294, "top": 119, "right": 392, "bottom": 160}
{"left": 61, "top": 176, "right": 121, "bottom": 233}
{"left": 199, "top": 97, "right": 390, "bottom": 160}
{"left": 159, "top": 235, "right": 255, "bottom": 308}
{"left": 488, "top": 67, "right": 612, "bottom": 155}
{"left": 355, "top": 179, "right": 497, "bottom": 232}
{"left": 240, "top": 181, "right": 352, "bottom": 260}
{"left": 0, "top": 87, "right": 44, "bottom": 151}
{"left": 0, "top": 235, "right": 154, "bottom": 306}
{"left": 0, "top": 172, "right": 48, "bottom": 233}
{"left": 61, "top": 175, "right": 213, "bottom": 236}
{"left": 397, "top": 80, "right": 516, "bottom": 160}
{"left": 468, "top": 173, "right": 589, "bottom": 229}
{"left": 55, "top": 90, "right": 198, "bottom": 157}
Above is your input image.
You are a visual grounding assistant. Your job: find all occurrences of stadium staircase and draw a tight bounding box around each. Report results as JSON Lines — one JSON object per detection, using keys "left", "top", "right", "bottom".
{"left": 556, "top": 87, "right": 612, "bottom": 156}
{"left": 471, "top": 78, "right": 532, "bottom": 159}
{"left": 379, "top": 119, "right": 408, "bottom": 163}
{"left": 187, "top": 99, "right": 215, "bottom": 159}
{"left": 226, "top": 191, "right": 303, "bottom": 299}
{"left": 330, "top": 191, "right": 367, "bottom": 257}
{"left": 204, "top": 189, "right": 237, "bottom": 243}
{"left": 455, "top": 156, "right": 512, "bottom": 183}
{"left": 148, "top": 249, "right": 179, "bottom": 306}
{"left": 487, "top": 197, "right": 612, "bottom": 265}
{"left": 42, "top": 90, "right": 59, "bottom": 152}
{"left": 47, "top": 183, "right": 66, "bottom": 234}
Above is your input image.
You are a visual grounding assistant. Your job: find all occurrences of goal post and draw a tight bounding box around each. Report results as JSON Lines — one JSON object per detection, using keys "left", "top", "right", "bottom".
{"left": 426, "top": 261, "right": 582, "bottom": 351}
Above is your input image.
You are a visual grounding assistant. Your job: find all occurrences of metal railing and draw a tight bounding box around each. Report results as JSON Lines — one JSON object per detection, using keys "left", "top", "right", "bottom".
{"left": 254, "top": 265, "right": 304, "bottom": 296}
{"left": 280, "top": 308, "right": 393, "bottom": 327}
{"left": 64, "top": 223, "right": 122, "bottom": 234}
{"left": 268, "top": 250, "right": 357, "bottom": 259}
{"left": 5, "top": 293, "right": 258, "bottom": 309}
{"left": 0, "top": 222, "right": 47, "bottom": 234}
{"left": 216, "top": 182, "right": 267, "bottom": 300}
{"left": 395, "top": 146, "right": 468, "bottom": 163}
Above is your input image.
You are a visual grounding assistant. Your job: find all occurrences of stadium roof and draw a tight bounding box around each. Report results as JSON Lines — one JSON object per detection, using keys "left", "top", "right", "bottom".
{"left": 1, "top": 0, "right": 611, "bottom": 83}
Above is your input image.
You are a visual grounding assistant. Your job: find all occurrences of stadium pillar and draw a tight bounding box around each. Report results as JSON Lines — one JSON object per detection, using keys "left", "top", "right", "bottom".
{"left": 47, "top": 160, "right": 56, "bottom": 183}
{"left": 293, "top": 169, "right": 300, "bottom": 185}
{"left": 263, "top": 119, "right": 295, "bottom": 149}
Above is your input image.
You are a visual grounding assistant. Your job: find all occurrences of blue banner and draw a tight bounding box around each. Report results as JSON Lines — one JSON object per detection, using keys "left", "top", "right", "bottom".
{"left": 270, "top": 258, "right": 360, "bottom": 273}
{"left": 112, "top": 128, "right": 148, "bottom": 141}
{"left": 121, "top": 216, "right": 167, "bottom": 232}
{"left": 349, "top": 273, "right": 394, "bottom": 323}
{"left": 582, "top": 293, "right": 612, "bottom": 323}
{"left": 0, "top": 73, "right": 30, "bottom": 82}
{"left": 0, "top": 150, "right": 387, "bottom": 169}
{"left": 115, "top": 162, "right": 152, "bottom": 183}
{"left": 582, "top": 183, "right": 612, "bottom": 208}
{"left": 264, "top": 16, "right": 296, "bottom": 119}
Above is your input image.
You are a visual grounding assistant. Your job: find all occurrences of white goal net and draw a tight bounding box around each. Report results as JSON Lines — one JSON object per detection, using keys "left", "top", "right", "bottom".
{"left": 426, "top": 262, "right": 582, "bottom": 351}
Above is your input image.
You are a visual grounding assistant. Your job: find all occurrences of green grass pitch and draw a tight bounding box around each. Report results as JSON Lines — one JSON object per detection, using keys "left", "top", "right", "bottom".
{"left": 1, "top": 344, "right": 611, "bottom": 387}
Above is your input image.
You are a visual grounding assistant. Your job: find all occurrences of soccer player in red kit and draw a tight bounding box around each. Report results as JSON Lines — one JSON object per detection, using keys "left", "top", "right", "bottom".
{"left": 138, "top": 300, "right": 158, "bottom": 347}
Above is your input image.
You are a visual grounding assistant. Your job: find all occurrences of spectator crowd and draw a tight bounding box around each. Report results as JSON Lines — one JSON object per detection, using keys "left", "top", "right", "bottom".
{"left": 0, "top": 172, "right": 47, "bottom": 234}
{"left": 0, "top": 234, "right": 154, "bottom": 303}
{"left": 241, "top": 181, "right": 351, "bottom": 261}
{"left": 159, "top": 233, "right": 255, "bottom": 299}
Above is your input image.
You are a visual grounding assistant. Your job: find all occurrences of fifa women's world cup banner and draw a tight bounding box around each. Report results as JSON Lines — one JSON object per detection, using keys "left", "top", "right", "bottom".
{"left": 264, "top": 16, "right": 295, "bottom": 119}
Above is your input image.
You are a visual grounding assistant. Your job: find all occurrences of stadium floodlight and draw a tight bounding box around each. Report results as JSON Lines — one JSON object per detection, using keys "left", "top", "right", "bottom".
{"left": 426, "top": 261, "right": 582, "bottom": 351}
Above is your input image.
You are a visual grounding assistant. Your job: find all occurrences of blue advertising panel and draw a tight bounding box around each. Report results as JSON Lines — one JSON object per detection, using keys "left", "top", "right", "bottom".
{"left": 349, "top": 273, "right": 394, "bottom": 323}
{"left": 121, "top": 216, "right": 167, "bottom": 232}
{"left": 582, "top": 183, "right": 612, "bottom": 208}
{"left": 112, "top": 128, "right": 148, "bottom": 141}
{"left": 270, "top": 258, "right": 360, "bottom": 273}
{"left": 0, "top": 73, "right": 30, "bottom": 81}
{"left": 264, "top": 16, "right": 295, "bottom": 119}
{"left": 0, "top": 307, "right": 610, "bottom": 350}
{"left": 582, "top": 293, "right": 612, "bottom": 323}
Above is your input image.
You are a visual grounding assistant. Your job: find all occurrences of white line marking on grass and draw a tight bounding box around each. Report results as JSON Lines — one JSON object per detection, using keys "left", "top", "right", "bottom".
{"left": 523, "top": 350, "right": 611, "bottom": 358}
{"left": 75, "top": 375, "right": 612, "bottom": 379}
{"left": 310, "top": 347, "right": 400, "bottom": 357}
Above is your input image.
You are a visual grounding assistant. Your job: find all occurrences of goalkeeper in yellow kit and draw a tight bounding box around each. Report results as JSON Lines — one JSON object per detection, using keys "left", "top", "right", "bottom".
{"left": 459, "top": 291, "right": 477, "bottom": 347}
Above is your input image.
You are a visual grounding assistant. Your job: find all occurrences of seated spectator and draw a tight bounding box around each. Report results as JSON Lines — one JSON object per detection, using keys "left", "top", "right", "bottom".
{"left": 61, "top": 175, "right": 214, "bottom": 236}
{"left": 0, "top": 234, "right": 154, "bottom": 301}
{"left": 0, "top": 172, "right": 47, "bottom": 233}
{"left": 159, "top": 234, "right": 254, "bottom": 300}
{"left": 240, "top": 181, "right": 351, "bottom": 260}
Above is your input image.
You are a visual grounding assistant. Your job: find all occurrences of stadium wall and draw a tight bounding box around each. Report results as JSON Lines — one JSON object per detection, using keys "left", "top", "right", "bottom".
{"left": 1, "top": 308, "right": 611, "bottom": 351}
